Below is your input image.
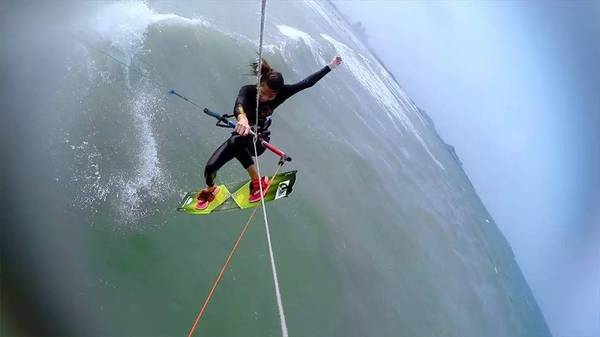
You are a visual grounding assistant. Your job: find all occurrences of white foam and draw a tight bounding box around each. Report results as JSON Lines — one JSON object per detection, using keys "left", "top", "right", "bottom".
{"left": 123, "top": 89, "right": 161, "bottom": 197}
{"left": 116, "top": 84, "right": 173, "bottom": 224}
{"left": 71, "top": 141, "right": 110, "bottom": 208}
{"left": 277, "top": 25, "right": 311, "bottom": 41}
{"left": 302, "top": 1, "right": 338, "bottom": 30}
{"left": 303, "top": 1, "right": 368, "bottom": 54}
{"left": 321, "top": 33, "right": 446, "bottom": 172}
{"left": 85, "top": 2, "right": 230, "bottom": 225}
{"left": 300, "top": 4, "right": 446, "bottom": 172}
{"left": 276, "top": 25, "right": 326, "bottom": 66}
{"left": 90, "top": 2, "right": 210, "bottom": 64}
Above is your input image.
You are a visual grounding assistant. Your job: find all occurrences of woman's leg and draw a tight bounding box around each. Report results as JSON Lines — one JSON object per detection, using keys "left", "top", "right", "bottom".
{"left": 204, "top": 134, "right": 271, "bottom": 187}
{"left": 236, "top": 136, "right": 267, "bottom": 180}
{"left": 204, "top": 134, "right": 264, "bottom": 185}
{"left": 204, "top": 136, "right": 238, "bottom": 186}
{"left": 245, "top": 165, "right": 259, "bottom": 180}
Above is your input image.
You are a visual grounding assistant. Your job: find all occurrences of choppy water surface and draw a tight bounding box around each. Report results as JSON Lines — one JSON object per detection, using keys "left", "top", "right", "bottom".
{"left": 2, "top": 2, "right": 551, "bottom": 337}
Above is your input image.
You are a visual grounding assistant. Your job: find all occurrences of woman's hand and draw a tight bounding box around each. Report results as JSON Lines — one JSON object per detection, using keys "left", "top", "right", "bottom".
{"left": 328, "top": 56, "right": 342, "bottom": 69}
{"left": 235, "top": 115, "right": 252, "bottom": 136}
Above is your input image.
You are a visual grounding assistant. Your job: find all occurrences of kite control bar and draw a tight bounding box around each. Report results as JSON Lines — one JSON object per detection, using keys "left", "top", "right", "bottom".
{"left": 203, "top": 108, "right": 292, "bottom": 164}
{"left": 167, "top": 89, "right": 291, "bottom": 164}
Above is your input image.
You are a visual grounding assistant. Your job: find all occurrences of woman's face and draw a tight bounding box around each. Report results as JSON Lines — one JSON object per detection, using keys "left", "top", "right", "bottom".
{"left": 259, "top": 82, "right": 278, "bottom": 102}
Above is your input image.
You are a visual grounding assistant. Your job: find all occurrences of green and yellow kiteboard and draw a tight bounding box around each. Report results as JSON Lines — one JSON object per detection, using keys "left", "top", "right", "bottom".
{"left": 177, "top": 170, "right": 297, "bottom": 215}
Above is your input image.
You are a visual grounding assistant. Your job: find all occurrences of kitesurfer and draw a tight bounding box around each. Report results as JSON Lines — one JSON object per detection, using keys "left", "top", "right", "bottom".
{"left": 196, "top": 56, "right": 343, "bottom": 209}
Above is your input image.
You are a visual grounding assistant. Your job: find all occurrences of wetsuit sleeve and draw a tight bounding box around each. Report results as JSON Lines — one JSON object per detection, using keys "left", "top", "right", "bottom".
{"left": 279, "top": 65, "right": 331, "bottom": 101}
{"left": 233, "top": 86, "right": 250, "bottom": 117}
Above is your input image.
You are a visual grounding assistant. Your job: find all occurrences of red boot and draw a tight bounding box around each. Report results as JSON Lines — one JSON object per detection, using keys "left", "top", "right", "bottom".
{"left": 196, "top": 186, "right": 220, "bottom": 210}
{"left": 249, "top": 176, "right": 270, "bottom": 203}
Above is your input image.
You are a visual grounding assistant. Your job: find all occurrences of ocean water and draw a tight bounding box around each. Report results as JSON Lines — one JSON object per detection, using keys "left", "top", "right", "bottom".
{"left": 1, "top": 1, "right": 551, "bottom": 337}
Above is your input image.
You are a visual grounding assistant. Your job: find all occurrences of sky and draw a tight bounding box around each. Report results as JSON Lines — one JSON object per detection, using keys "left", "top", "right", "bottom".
{"left": 332, "top": 1, "right": 600, "bottom": 336}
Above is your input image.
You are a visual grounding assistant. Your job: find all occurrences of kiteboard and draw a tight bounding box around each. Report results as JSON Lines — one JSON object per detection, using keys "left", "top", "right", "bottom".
{"left": 177, "top": 170, "right": 297, "bottom": 215}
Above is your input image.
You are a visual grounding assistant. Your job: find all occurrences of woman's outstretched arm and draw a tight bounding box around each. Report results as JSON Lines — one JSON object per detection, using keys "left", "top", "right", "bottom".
{"left": 280, "top": 56, "right": 342, "bottom": 99}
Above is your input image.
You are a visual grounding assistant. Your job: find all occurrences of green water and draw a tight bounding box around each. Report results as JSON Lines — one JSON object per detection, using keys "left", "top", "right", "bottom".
{"left": 1, "top": 1, "right": 551, "bottom": 337}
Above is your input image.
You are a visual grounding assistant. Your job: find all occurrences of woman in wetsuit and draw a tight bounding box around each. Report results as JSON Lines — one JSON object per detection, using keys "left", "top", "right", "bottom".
{"left": 196, "top": 56, "right": 343, "bottom": 209}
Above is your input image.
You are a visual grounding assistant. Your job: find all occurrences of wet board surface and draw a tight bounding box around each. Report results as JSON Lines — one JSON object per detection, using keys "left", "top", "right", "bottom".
{"left": 177, "top": 170, "right": 297, "bottom": 215}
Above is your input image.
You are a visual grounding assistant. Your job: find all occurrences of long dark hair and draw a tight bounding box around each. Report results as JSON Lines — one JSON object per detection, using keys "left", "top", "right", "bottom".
{"left": 249, "top": 58, "right": 284, "bottom": 91}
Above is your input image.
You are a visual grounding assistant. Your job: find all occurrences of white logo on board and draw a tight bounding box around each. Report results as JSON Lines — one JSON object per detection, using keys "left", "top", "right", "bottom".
{"left": 275, "top": 180, "right": 290, "bottom": 200}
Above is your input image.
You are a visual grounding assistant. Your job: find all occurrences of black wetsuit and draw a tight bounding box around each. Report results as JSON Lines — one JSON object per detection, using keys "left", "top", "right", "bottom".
{"left": 204, "top": 65, "right": 331, "bottom": 186}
